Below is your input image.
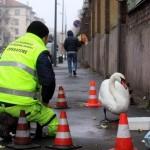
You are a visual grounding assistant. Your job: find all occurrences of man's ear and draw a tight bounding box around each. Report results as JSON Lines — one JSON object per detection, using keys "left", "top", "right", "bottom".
{"left": 43, "top": 35, "right": 49, "bottom": 45}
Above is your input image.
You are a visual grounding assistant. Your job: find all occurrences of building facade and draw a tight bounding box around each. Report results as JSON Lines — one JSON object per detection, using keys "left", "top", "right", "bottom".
{"left": 0, "top": 0, "right": 44, "bottom": 49}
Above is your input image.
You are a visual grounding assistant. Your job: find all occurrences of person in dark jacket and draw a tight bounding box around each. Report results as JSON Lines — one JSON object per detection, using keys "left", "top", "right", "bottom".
{"left": 64, "top": 30, "right": 81, "bottom": 76}
{"left": 0, "top": 21, "right": 58, "bottom": 140}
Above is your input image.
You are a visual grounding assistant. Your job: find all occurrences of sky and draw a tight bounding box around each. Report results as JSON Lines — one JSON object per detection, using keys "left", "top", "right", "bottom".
{"left": 18, "top": 0, "right": 83, "bottom": 32}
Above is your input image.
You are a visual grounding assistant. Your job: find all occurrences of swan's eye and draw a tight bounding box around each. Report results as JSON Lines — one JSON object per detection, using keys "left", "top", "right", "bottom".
{"left": 121, "top": 78, "right": 128, "bottom": 89}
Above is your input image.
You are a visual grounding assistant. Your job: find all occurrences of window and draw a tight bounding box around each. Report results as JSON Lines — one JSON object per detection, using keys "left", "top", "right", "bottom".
{"left": 5, "top": 9, "right": 9, "bottom": 15}
{"left": 5, "top": 18, "right": 9, "bottom": 25}
{"left": 15, "top": 9, "right": 20, "bottom": 16}
{"left": 15, "top": 28, "right": 19, "bottom": 35}
{"left": 13, "top": 19, "right": 19, "bottom": 25}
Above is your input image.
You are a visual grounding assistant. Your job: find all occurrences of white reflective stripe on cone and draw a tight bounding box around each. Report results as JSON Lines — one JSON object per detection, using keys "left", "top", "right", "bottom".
{"left": 90, "top": 86, "right": 96, "bottom": 90}
{"left": 117, "top": 125, "right": 131, "bottom": 138}
{"left": 89, "top": 95, "right": 97, "bottom": 99}
{"left": 56, "top": 132, "right": 71, "bottom": 138}
{"left": 16, "top": 130, "right": 30, "bottom": 137}
{"left": 18, "top": 117, "right": 26, "bottom": 124}
{"left": 59, "top": 118, "right": 68, "bottom": 125}
{"left": 58, "top": 91, "right": 64, "bottom": 94}
{"left": 57, "top": 98, "right": 65, "bottom": 102}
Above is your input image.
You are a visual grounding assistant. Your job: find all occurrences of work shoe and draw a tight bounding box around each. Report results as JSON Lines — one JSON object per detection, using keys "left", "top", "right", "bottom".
{"left": 0, "top": 113, "right": 17, "bottom": 141}
{"left": 73, "top": 70, "right": 76, "bottom": 76}
{"left": 0, "top": 124, "right": 12, "bottom": 141}
{"left": 34, "top": 124, "right": 50, "bottom": 139}
{"left": 42, "top": 126, "right": 49, "bottom": 138}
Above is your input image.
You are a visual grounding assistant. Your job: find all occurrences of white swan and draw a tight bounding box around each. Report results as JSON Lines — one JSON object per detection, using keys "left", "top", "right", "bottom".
{"left": 98, "top": 72, "right": 130, "bottom": 121}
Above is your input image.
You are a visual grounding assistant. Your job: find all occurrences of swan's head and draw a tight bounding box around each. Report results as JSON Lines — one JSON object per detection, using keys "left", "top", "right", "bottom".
{"left": 110, "top": 72, "right": 128, "bottom": 89}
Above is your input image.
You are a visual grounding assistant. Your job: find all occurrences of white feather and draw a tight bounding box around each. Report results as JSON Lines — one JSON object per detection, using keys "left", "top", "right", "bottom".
{"left": 98, "top": 72, "right": 130, "bottom": 114}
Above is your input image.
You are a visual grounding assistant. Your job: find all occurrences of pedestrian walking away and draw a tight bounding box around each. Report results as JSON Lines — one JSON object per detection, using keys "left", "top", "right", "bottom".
{"left": 0, "top": 21, "right": 58, "bottom": 140}
{"left": 64, "top": 30, "right": 82, "bottom": 77}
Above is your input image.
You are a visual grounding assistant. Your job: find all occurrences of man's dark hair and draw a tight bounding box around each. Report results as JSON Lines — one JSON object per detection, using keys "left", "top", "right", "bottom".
{"left": 67, "top": 30, "right": 74, "bottom": 37}
{"left": 27, "top": 21, "right": 49, "bottom": 38}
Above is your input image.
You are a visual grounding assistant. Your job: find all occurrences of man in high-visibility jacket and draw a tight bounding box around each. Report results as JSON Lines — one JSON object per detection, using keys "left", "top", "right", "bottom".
{"left": 0, "top": 21, "right": 58, "bottom": 139}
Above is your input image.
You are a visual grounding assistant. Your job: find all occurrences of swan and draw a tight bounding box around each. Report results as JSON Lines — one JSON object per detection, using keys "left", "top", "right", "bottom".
{"left": 98, "top": 72, "right": 130, "bottom": 123}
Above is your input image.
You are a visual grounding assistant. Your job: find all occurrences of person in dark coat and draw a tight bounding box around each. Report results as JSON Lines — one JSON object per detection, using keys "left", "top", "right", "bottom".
{"left": 64, "top": 30, "right": 81, "bottom": 76}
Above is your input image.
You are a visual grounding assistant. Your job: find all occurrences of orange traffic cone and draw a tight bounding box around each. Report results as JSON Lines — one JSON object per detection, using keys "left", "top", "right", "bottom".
{"left": 7, "top": 110, "right": 40, "bottom": 149}
{"left": 109, "top": 113, "right": 137, "bottom": 150}
{"left": 46, "top": 111, "right": 82, "bottom": 149}
{"left": 85, "top": 80, "right": 101, "bottom": 107}
{"left": 55, "top": 86, "right": 69, "bottom": 109}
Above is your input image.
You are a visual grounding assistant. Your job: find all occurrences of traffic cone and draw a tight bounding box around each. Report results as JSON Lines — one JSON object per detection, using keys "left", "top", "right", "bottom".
{"left": 85, "top": 80, "right": 101, "bottom": 107}
{"left": 46, "top": 111, "right": 82, "bottom": 149}
{"left": 7, "top": 110, "right": 40, "bottom": 149}
{"left": 55, "top": 86, "right": 69, "bottom": 109}
{"left": 109, "top": 113, "right": 137, "bottom": 150}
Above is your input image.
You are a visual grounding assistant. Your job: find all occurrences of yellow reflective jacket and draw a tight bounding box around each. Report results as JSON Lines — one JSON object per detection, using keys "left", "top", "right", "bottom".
{"left": 0, "top": 33, "right": 47, "bottom": 105}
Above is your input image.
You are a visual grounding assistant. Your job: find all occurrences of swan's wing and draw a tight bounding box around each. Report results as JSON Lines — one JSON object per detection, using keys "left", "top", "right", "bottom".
{"left": 98, "top": 79, "right": 109, "bottom": 103}
{"left": 114, "top": 81, "right": 130, "bottom": 112}
{"left": 115, "top": 81, "right": 130, "bottom": 101}
{"left": 98, "top": 79, "right": 116, "bottom": 109}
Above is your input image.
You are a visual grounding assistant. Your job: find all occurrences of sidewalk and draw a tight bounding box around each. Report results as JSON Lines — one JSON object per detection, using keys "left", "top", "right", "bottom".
{"left": 52, "top": 60, "right": 103, "bottom": 105}
{"left": 49, "top": 60, "right": 150, "bottom": 150}
{"left": 4, "top": 60, "right": 149, "bottom": 150}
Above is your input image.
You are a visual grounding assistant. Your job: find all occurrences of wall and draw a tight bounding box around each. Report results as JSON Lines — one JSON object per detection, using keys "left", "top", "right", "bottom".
{"left": 126, "top": 1, "right": 150, "bottom": 95}
{"left": 79, "top": 0, "right": 150, "bottom": 100}
{"left": 108, "top": 27, "right": 119, "bottom": 74}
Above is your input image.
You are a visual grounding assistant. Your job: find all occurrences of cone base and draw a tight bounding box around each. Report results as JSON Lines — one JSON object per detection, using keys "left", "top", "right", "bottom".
{"left": 46, "top": 145, "right": 82, "bottom": 149}
{"left": 7, "top": 143, "right": 41, "bottom": 149}
{"left": 54, "top": 105, "right": 70, "bottom": 109}
{"left": 84, "top": 101, "right": 100, "bottom": 108}
{"left": 109, "top": 147, "right": 138, "bottom": 150}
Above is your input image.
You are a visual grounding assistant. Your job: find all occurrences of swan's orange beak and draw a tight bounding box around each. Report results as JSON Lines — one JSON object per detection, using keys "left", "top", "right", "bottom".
{"left": 121, "top": 78, "right": 128, "bottom": 89}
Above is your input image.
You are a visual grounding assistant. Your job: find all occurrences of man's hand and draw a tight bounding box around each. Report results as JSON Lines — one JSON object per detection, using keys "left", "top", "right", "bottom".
{"left": 43, "top": 102, "right": 52, "bottom": 108}
{"left": 42, "top": 102, "right": 48, "bottom": 107}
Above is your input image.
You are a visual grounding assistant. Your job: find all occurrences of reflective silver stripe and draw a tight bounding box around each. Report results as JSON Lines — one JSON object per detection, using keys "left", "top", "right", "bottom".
{"left": 58, "top": 91, "right": 64, "bottom": 94}
{"left": 89, "top": 95, "right": 97, "bottom": 99}
{"left": 117, "top": 125, "right": 130, "bottom": 138}
{"left": 0, "top": 61, "right": 35, "bottom": 76}
{"left": 56, "top": 132, "right": 71, "bottom": 138}
{"left": 90, "top": 86, "right": 96, "bottom": 90}
{"left": 18, "top": 117, "right": 27, "bottom": 124}
{"left": 59, "top": 118, "right": 68, "bottom": 125}
{"left": 16, "top": 130, "right": 30, "bottom": 137}
{"left": 0, "top": 87, "right": 36, "bottom": 98}
{"left": 57, "top": 98, "right": 66, "bottom": 102}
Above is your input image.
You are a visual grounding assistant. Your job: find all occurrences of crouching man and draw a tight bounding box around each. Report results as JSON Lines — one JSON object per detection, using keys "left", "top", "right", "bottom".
{"left": 0, "top": 21, "right": 58, "bottom": 139}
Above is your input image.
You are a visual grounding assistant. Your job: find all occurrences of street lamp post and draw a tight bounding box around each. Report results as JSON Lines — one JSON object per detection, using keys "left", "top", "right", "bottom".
{"left": 61, "top": 0, "right": 66, "bottom": 60}
{"left": 61, "top": 0, "right": 64, "bottom": 42}
{"left": 54, "top": 0, "right": 57, "bottom": 67}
